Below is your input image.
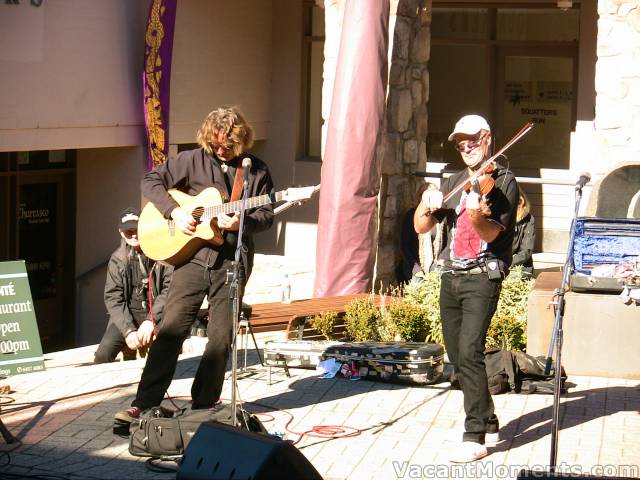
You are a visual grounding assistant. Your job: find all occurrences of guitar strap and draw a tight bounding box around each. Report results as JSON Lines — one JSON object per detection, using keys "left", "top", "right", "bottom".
{"left": 229, "top": 166, "right": 244, "bottom": 202}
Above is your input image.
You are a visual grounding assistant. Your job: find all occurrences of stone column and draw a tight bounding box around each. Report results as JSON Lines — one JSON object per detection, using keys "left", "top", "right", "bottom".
{"left": 375, "top": 0, "right": 432, "bottom": 289}
{"left": 595, "top": 1, "right": 640, "bottom": 169}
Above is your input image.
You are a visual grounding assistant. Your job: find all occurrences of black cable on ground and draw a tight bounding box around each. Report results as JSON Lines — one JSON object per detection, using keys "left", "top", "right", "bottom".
{"left": 145, "top": 456, "right": 180, "bottom": 474}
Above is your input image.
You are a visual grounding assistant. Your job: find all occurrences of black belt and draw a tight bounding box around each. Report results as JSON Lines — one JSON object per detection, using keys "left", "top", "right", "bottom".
{"left": 442, "top": 260, "right": 486, "bottom": 275}
{"left": 447, "top": 266, "right": 485, "bottom": 275}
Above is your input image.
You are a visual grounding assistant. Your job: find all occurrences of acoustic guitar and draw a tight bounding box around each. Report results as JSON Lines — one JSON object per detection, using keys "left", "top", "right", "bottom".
{"left": 138, "top": 185, "right": 318, "bottom": 265}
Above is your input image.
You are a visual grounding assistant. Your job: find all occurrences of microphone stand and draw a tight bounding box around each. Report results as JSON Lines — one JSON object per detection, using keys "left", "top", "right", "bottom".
{"left": 228, "top": 171, "right": 251, "bottom": 428}
{"left": 544, "top": 183, "right": 586, "bottom": 471}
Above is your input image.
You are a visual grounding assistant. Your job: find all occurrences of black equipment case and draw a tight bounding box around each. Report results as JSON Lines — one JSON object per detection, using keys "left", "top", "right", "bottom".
{"left": 127, "top": 404, "right": 266, "bottom": 459}
{"left": 323, "top": 341, "right": 444, "bottom": 385}
{"left": 569, "top": 217, "right": 640, "bottom": 293}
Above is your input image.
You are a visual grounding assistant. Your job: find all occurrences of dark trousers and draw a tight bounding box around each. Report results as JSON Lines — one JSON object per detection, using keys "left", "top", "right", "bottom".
{"left": 94, "top": 322, "right": 137, "bottom": 363}
{"left": 440, "top": 271, "right": 502, "bottom": 444}
{"left": 133, "top": 258, "right": 241, "bottom": 410}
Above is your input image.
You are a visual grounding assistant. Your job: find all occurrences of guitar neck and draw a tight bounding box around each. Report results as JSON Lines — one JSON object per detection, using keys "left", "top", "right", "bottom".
{"left": 203, "top": 191, "right": 283, "bottom": 220}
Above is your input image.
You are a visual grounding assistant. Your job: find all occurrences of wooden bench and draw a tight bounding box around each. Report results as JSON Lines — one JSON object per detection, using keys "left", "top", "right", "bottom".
{"left": 247, "top": 293, "right": 393, "bottom": 339}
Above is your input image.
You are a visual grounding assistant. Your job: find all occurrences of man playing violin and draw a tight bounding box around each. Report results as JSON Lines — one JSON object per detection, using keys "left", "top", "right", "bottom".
{"left": 414, "top": 114, "right": 519, "bottom": 463}
{"left": 115, "top": 106, "right": 274, "bottom": 426}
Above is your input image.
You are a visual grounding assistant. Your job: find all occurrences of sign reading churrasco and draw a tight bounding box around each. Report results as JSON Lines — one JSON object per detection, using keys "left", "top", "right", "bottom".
{"left": 0, "top": 260, "right": 45, "bottom": 377}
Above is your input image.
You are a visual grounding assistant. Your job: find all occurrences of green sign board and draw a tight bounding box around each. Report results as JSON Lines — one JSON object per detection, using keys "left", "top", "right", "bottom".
{"left": 0, "top": 260, "right": 45, "bottom": 377}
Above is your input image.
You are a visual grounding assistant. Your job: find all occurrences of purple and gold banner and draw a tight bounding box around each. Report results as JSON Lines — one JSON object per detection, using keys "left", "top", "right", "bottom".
{"left": 143, "top": 0, "right": 177, "bottom": 169}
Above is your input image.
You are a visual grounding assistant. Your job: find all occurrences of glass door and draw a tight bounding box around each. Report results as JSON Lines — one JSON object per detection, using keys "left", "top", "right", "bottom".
{"left": 18, "top": 174, "right": 67, "bottom": 350}
{"left": 495, "top": 46, "right": 577, "bottom": 174}
{"left": 1, "top": 151, "right": 76, "bottom": 352}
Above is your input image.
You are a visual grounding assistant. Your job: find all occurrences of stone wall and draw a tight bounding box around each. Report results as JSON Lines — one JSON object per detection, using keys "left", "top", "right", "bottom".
{"left": 376, "top": 0, "right": 431, "bottom": 289}
{"left": 595, "top": 1, "right": 640, "bottom": 169}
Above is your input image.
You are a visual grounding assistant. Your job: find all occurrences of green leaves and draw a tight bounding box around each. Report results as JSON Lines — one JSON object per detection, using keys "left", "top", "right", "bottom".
{"left": 403, "top": 272, "right": 444, "bottom": 344}
{"left": 312, "top": 266, "right": 534, "bottom": 350}
{"left": 403, "top": 266, "right": 534, "bottom": 351}
{"left": 310, "top": 310, "right": 340, "bottom": 340}
{"left": 487, "top": 266, "right": 534, "bottom": 351}
{"left": 344, "top": 298, "right": 381, "bottom": 341}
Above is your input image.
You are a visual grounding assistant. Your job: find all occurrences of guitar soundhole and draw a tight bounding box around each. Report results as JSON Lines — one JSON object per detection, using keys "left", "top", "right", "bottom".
{"left": 191, "top": 207, "right": 204, "bottom": 223}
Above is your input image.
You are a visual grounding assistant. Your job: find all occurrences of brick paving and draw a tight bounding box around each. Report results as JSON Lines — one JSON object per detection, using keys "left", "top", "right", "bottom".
{"left": 1, "top": 343, "right": 639, "bottom": 480}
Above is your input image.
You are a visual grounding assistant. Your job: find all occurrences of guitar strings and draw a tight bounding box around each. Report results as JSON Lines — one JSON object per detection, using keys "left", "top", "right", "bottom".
{"left": 200, "top": 192, "right": 283, "bottom": 220}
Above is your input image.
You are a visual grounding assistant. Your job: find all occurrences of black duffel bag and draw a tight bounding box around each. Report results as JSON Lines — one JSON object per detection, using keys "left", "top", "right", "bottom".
{"left": 128, "top": 403, "right": 267, "bottom": 459}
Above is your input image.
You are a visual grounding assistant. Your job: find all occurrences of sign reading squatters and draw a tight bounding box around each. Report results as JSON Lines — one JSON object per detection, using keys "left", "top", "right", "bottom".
{"left": 0, "top": 260, "right": 45, "bottom": 377}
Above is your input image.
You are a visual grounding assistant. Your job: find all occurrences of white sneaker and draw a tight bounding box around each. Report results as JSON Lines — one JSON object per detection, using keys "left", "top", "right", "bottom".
{"left": 449, "top": 441, "right": 488, "bottom": 463}
{"left": 485, "top": 431, "right": 500, "bottom": 446}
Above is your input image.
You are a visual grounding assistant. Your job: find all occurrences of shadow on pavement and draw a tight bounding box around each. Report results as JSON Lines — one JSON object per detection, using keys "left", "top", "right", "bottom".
{"left": 493, "top": 384, "right": 640, "bottom": 453}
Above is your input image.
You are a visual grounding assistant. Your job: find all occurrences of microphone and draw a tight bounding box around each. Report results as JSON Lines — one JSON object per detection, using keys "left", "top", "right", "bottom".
{"left": 575, "top": 171, "right": 591, "bottom": 191}
{"left": 242, "top": 157, "right": 252, "bottom": 186}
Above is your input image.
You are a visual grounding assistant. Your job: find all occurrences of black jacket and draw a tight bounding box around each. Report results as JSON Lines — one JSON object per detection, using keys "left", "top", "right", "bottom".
{"left": 432, "top": 164, "right": 519, "bottom": 266}
{"left": 512, "top": 213, "right": 535, "bottom": 274}
{"left": 104, "top": 241, "right": 172, "bottom": 337}
{"left": 399, "top": 207, "right": 420, "bottom": 282}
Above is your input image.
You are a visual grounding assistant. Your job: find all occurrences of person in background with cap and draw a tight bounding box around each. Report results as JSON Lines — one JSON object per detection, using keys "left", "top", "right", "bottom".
{"left": 414, "top": 114, "right": 518, "bottom": 462}
{"left": 115, "top": 106, "right": 274, "bottom": 425}
{"left": 94, "top": 207, "right": 172, "bottom": 364}
{"left": 511, "top": 186, "right": 536, "bottom": 277}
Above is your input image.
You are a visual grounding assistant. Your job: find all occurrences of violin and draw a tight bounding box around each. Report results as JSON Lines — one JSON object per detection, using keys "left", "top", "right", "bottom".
{"left": 465, "top": 161, "right": 496, "bottom": 196}
{"left": 441, "top": 121, "right": 534, "bottom": 205}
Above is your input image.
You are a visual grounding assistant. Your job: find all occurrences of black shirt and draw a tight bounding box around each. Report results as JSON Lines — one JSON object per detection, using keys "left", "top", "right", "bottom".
{"left": 431, "top": 164, "right": 518, "bottom": 266}
{"left": 141, "top": 147, "right": 274, "bottom": 274}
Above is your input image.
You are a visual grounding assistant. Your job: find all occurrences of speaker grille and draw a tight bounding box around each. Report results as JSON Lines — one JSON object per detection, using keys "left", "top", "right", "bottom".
{"left": 177, "top": 421, "right": 322, "bottom": 480}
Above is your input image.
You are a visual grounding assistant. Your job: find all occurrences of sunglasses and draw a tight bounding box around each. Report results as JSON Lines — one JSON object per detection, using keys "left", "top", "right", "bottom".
{"left": 212, "top": 141, "right": 235, "bottom": 152}
{"left": 454, "top": 140, "right": 484, "bottom": 153}
{"left": 454, "top": 135, "right": 487, "bottom": 153}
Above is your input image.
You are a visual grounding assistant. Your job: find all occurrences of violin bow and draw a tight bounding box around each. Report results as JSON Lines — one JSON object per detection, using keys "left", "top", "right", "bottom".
{"left": 442, "top": 121, "right": 535, "bottom": 205}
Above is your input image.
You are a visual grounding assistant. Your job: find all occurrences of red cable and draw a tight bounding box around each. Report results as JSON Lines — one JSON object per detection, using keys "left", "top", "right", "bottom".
{"left": 162, "top": 394, "right": 362, "bottom": 445}
{"left": 147, "top": 269, "right": 155, "bottom": 325}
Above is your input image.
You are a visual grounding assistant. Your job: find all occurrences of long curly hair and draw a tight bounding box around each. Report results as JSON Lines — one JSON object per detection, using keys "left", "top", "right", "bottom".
{"left": 196, "top": 106, "right": 254, "bottom": 158}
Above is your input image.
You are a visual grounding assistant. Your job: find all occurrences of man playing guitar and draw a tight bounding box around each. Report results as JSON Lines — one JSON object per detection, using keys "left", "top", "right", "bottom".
{"left": 115, "top": 106, "right": 274, "bottom": 424}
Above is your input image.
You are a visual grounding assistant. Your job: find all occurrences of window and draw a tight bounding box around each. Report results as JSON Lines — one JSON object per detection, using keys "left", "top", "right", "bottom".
{"left": 429, "top": 3, "right": 579, "bottom": 173}
{"left": 301, "top": 1, "right": 324, "bottom": 160}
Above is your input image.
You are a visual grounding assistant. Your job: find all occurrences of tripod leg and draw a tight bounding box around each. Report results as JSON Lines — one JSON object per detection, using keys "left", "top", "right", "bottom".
{"left": 242, "top": 324, "right": 248, "bottom": 372}
{"left": 0, "top": 418, "right": 16, "bottom": 444}
{"left": 247, "top": 323, "right": 264, "bottom": 366}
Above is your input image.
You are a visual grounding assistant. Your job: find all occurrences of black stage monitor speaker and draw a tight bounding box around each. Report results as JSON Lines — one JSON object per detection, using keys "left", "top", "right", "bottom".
{"left": 518, "top": 470, "right": 636, "bottom": 480}
{"left": 177, "top": 421, "right": 323, "bottom": 480}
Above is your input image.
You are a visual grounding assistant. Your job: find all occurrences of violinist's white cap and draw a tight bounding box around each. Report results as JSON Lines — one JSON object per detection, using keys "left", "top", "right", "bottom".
{"left": 448, "top": 114, "right": 491, "bottom": 141}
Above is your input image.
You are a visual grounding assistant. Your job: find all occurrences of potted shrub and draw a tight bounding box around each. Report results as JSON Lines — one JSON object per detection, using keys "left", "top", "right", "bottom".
{"left": 404, "top": 266, "right": 533, "bottom": 350}
{"left": 343, "top": 297, "right": 381, "bottom": 341}
{"left": 310, "top": 310, "right": 340, "bottom": 340}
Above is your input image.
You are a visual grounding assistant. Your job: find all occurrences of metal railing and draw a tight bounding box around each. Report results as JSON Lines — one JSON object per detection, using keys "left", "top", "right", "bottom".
{"left": 420, "top": 171, "right": 594, "bottom": 188}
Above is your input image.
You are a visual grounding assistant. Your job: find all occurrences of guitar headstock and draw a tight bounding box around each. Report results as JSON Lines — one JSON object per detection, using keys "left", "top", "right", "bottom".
{"left": 282, "top": 185, "right": 320, "bottom": 203}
